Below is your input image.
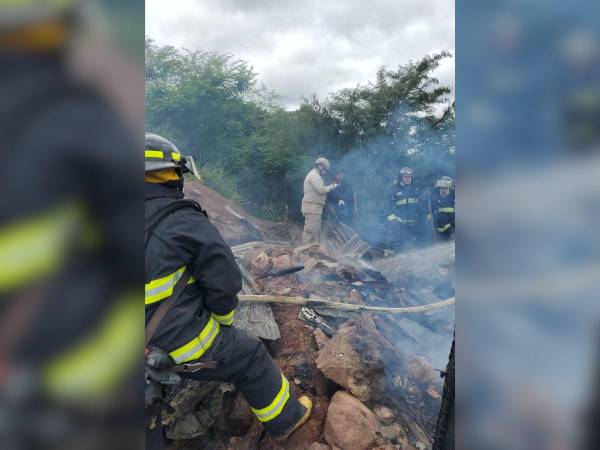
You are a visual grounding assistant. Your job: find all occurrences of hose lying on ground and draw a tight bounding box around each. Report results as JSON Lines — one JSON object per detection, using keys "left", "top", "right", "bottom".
{"left": 238, "top": 295, "right": 455, "bottom": 314}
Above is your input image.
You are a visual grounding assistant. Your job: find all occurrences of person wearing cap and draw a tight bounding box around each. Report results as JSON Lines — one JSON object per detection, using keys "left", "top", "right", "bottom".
{"left": 430, "top": 176, "right": 455, "bottom": 241}
{"left": 386, "top": 167, "right": 421, "bottom": 249}
{"left": 145, "top": 133, "right": 312, "bottom": 449}
{"left": 301, "top": 157, "right": 341, "bottom": 244}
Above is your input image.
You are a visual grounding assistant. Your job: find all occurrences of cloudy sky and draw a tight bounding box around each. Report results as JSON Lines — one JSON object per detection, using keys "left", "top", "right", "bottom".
{"left": 146, "top": 0, "right": 454, "bottom": 110}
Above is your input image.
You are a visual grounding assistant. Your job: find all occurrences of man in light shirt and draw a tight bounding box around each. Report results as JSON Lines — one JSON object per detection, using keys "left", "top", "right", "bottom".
{"left": 301, "top": 157, "right": 341, "bottom": 244}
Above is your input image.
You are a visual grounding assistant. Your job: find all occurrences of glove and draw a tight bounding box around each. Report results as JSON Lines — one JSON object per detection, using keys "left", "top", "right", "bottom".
{"left": 387, "top": 214, "right": 399, "bottom": 222}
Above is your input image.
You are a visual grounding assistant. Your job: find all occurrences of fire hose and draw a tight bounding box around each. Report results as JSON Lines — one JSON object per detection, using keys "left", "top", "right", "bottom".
{"left": 238, "top": 295, "right": 455, "bottom": 314}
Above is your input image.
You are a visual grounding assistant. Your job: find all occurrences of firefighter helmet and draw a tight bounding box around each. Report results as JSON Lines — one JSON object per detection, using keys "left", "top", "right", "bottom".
{"left": 399, "top": 167, "right": 413, "bottom": 176}
{"left": 436, "top": 177, "right": 452, "bottom": 189}
{"left": 315, "top": 157, "right": 331, "bottom": 171}
{"left": 0, "top": 0, "right": 80, "bottom": 51}
{"left": 145, "top": 133, "right": 201, "bottom": 180}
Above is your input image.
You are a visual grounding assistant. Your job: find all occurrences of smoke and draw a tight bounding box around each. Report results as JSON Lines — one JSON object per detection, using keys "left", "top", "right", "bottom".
{"left": 326, "top": 103, "right": 455, "bottom": 246}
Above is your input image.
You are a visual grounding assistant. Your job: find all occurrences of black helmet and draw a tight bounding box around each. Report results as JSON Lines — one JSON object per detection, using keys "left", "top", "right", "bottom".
{"left": 145, "top": 133, "right": 201, "bottom": 179}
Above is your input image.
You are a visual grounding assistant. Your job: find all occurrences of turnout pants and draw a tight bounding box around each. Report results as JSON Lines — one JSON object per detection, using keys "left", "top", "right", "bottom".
{"left": 146, "top": 326, "right": 305, "bottom": 449}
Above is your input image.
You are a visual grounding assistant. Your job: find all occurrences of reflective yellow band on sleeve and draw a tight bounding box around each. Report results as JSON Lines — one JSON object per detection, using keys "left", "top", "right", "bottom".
{"left": 395, "top": 199, "right": 407, "bottom": 206}
{"left": 44, "top": 293, "right": 140, "bottom": 402}
{"left": 438, "top": 207, "right": 455, "bottom": 213}
{"left": 211, "top": 310, "right": 235, "bottom": 326}
{"left": 0, "top": 202, "right": 80, "bottom": 292}
{"left": 169, "top": 317, "right": 220, "bottom": 364}
{"left": 407, "top": 198, "right": 418, "bottom": 204}
{"left": 171, "top": 152, "right": 181, "bottom": 161}
{"left": 145, "top": 150, "right": 164, "bottom": 159}
{"left": 437, "top": 223, "right": 452, "bottom": 232}
{"left": 250, "top": 373, "right": 291, "bottom": 423}
{"left": 145, "top": 266, "right": 195, "bottom": 305}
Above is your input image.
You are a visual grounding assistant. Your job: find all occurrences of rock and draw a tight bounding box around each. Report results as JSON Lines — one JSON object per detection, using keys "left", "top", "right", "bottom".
{"left": 426, "top": 385, "right": 441, "bottom": 399}
{"left": 324, "top": 391, "right": 380, "bottom": 450}
{"left": 348, "top": 289, "right": 363, "bottom": 305}
{"left": 308, "top": 443, "right": 331, "bottom": 450}
{"left": 373, "top": 405, "right": 395, "bottom": 425}
{"left": 277, "top": 287, "right": 293, "bottom": 296}
{"left": 251, "top": 252, "right": 271, "bottom": 273}
{"left": 271, "top": 254, "right": 292, "bottom": 270}
{"left": 407, "top": 356, "right": 434, "bottom": 384}
{"left": 316, "top": 317, "right": 385, "bottom": 402}
{"left": 313, "top": 328, "right": 330, "bottom": 350}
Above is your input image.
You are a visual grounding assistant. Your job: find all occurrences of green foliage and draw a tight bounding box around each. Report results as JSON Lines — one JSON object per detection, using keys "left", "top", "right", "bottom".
{"left": 145, "top": 38, "right": 454, "bottom": 223}
{"left": 195, "top": 165, "right": 242, "bottom": 206}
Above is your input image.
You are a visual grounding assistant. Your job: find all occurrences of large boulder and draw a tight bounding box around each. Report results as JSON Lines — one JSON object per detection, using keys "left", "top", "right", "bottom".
{"left": 315, "top": 317, "right": 384, "bottom": 402}
{"left": 324, "top": 391, "right": 380, "bottom": 450}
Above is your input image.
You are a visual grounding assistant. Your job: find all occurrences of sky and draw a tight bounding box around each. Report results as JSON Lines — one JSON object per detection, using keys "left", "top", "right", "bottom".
{"left": 146, "top": 0, "right": 455, "bottom": 110}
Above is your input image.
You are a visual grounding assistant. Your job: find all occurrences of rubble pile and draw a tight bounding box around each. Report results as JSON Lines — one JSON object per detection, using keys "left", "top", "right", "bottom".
{"left": 165, "top": 184, "right": 454, "bottom": 450}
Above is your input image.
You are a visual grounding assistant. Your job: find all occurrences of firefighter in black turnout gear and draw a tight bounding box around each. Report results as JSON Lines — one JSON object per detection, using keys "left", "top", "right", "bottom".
{"left": 386, "top": 167, "right": 422, "bottom": 249}
{"left": 430, "top": 176, "right": 455, "bottom": 241}
{"left": 144, "top": 133, "right": 312, "bottom": 449}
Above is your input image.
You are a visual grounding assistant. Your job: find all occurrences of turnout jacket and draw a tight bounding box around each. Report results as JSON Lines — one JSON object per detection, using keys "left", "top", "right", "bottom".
{"left": 388, "top": 181, "right": 421, "bottom": 224}
{"left": 145, "top": 183, "right": 241, "bottom": 364}
{"left": 431, "top": 190, "right": 455, "bottom": 233}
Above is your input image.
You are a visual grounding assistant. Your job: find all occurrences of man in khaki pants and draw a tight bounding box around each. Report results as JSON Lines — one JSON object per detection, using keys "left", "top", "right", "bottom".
{"left": 301, "top": 158, "right": 341, "bottom": 243}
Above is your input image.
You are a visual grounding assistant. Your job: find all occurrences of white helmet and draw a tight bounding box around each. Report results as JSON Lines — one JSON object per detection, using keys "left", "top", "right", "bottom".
{"left": 315, "top": 157, "right": 331, "bottom": 171}
{"left": 399, "top": 167, "right": 413, "bottom": 176}
{"left": 436, "top": 177, "right": 452, "bottom": 189}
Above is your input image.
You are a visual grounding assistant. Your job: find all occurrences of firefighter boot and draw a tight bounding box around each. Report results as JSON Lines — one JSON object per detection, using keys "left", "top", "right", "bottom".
{"left": 274, "top": 396, "right": 313, "bottom": 442}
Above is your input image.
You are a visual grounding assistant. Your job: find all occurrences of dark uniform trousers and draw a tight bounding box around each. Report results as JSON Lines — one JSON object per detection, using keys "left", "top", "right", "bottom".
{"left": 146, "top": 326, "right": 305, "bottom": 449}
{"left": 432, "top": 192, "right": 455, "bottom": 242}
{"left": 387, "top": 182, "right": 421, "bottom": 250}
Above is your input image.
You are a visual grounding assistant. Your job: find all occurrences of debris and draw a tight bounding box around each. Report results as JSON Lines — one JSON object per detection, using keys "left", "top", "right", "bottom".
{"left": 373, "top": 405, "right": 395, "bottom": 425}
{"left": 426, "top": 385, "right": 441, "bottom": 400}
{"left": 251, "top": 252, "right": 271, "bottom": 273}
{"left": 324, "top": 391, "right": 380, "bottom": 450}
{"left": 299, "top": 307, "right": 336, "bottom": 337}
{"left": 258, "top": 264, "right": 305, "bottom": 279}
{"left": 308, "top": 443, "right": 331, "bottom": 450}
{"left": 316, "top": 318, "right": 385, "bottom": 402}
{"left": 348, "top": 289, "right": 363, "bottom": 305}
{"left": 313, "top": 328, "right": 330, "bottom": 351}
{"left": 271, "top": 254, "right": 292, "bottom": 270}
{"left": 408, "top": 356, "right": 435, "bottom": 384}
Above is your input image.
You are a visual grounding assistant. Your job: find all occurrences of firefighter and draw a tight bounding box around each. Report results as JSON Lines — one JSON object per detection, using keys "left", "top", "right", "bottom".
{"left": 301, "top": 157, "right": 341, "bottom": 244}
{"left": 0, "top": 1, "right": 140, "bottom": 448}
{"left": 386, "top": 167, "right": 421, "bottom": 249}
{"left": 430, "top": 176, "right": 455, "bottom": 241}
{"left": 144, "top": 133, "right": 312, "bottom": 449}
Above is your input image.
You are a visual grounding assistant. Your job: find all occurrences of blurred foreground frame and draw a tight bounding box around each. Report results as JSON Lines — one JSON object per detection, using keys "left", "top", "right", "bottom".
{"left": 0, "top": 1, "right": 144, "bottom": 449}
{"left": 458, "top": 0, "right": 600, "bottom": 449}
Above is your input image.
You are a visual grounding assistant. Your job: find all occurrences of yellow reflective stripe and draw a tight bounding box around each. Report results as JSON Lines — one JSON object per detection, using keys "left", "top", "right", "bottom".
{"left": 145, "top": 266, "right": 195, "bottom": 305}
{"left": 0, "top": 202, "right": 80, "bottom": 292}
{"left": 212, "top": 310, "right": 235, "bottom": 326}
{"left": 251, "top": 373, "right": 291, "bottom": 422}
{"left": 438, "top": 207, "right": 455, "bottom": 213}
{"left": 437, "top": 223, "right": 452, "bottom": 232}
{"left": 145, "top": 150, "right": 164, "bottom": 159}
{"left": 44, "top": 294, "right": 140, "bottom": 402}
{"left": 169, "top": 317, "right": 220, "bottom": 364}
{"left": 395, "top": 197, "right": 418, "bottom": 206}
{"left": 171, "top": 152, "right": 181, "bottom": 161}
